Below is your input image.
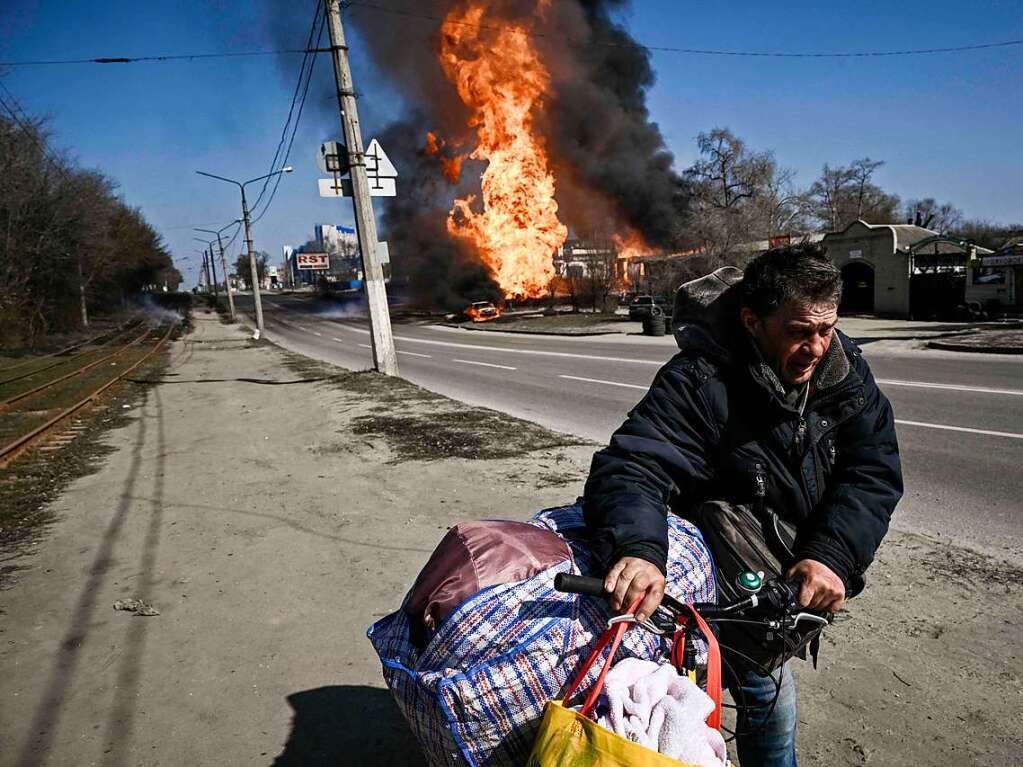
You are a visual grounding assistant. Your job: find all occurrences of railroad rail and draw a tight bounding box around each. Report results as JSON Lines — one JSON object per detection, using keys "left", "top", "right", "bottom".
{"left": 0, "top": 327, "right": 152, "bottom": 412}
{"left": 0, "top": 318, "right": 143, "bottom": 387}
{"left": 0, "top": 322, "right": 177, "bottom": 467}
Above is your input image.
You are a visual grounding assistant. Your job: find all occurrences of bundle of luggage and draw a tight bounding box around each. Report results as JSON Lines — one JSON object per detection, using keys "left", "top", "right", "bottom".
{"left": 367, "top": 503, "right": 716, "bottom": 767}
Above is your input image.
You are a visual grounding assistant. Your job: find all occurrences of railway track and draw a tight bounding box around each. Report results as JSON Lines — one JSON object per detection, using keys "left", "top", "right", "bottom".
{"left": 0, "top": 318, "right": 144, "bottom": 387}
{"left": 0, "top": 322, "right": 177, "bottom": 467}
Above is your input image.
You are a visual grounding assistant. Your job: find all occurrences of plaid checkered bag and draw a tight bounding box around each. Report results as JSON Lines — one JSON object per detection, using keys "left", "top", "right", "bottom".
{"left": 367, "top": 503, "right": 715, "bottom": 767}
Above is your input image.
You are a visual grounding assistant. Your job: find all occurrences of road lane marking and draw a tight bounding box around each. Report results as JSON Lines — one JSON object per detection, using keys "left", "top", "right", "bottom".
{"left": 878, "top": 379, "right": 1023, "bottom": 397}
{"left": 331, "top": 323, "right": 662, "bottom": 365}
{"left": 398, "top": 350, "right": 432, "bottom": 358}
{"left": 452, "top": 359, "right": 517, "bottom": 370}
{"left": 312, "top": 331, "right": 322, "bottom": 337}
{"left": 297, "top": 325, "right": 309, "bottom": 331}
{"left": 895, "top": 419, "right": 1023, "bottom": 441}
{"left": 358, "top": 343, "right": 371, "bottom": 349}
{"left": 559, "top": 375, "right": 648, "bottom": 390}
{"left": 332, "top": 337, "right": 344, "bottom": 343}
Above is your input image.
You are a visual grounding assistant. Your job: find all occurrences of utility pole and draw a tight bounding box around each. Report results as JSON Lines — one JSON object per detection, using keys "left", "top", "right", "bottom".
{"left": 202, "top": 250, "right": 213, "bottom": 294}
{"left": 207, "top": 246, "right": 221, "bottom": 304}
{"left": 325, "top": 0, "right": 398, "bottom": 376}
{"left": 215, "top": 230, "right": 236, "bottom": 318}
{"left": 196, "top": 167, "right": 290, "bottom": 338}
{"left": 239, "top": 187, "right": 265, "bottom": 336}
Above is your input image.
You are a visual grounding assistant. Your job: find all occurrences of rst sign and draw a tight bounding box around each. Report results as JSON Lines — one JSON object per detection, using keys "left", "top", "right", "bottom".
{"left": 296, "top": 253, "right": 329, "bottom": 270}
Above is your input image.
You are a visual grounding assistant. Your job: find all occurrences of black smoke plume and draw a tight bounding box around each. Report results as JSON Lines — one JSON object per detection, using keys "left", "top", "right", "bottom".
{"left": 267, "top": 1, "right": 689, "bottom": 309}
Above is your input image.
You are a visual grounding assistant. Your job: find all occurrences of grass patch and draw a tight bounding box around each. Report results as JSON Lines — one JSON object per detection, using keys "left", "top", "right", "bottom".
{"left": 0, "top": 353, "right": 171, "bottom": 587}
{"left": 279, "top": 349, "right": 591, "bottom": 462}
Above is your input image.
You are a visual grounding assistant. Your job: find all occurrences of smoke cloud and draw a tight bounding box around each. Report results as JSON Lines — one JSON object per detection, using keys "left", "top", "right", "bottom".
{"left": 269, "top": 1, "right": 689, "bottom": 309}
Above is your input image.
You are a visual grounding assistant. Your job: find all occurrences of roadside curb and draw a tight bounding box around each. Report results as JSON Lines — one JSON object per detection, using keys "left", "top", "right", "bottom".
{"left": 926, "top": 340, "right": 1023, "bottom": 355}
{"left": 437, "top": 322, "right": 629, "bottom": 337}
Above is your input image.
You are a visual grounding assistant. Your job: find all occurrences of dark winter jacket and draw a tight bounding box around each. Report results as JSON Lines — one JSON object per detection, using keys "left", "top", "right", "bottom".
{"left": 582, "top": 280, "right": 903, "bottom": 595}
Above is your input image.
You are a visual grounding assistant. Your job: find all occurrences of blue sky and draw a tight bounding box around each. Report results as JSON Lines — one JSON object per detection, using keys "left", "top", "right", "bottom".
{"left": 2, "top": 1, "right": 1021, "bottom": 287}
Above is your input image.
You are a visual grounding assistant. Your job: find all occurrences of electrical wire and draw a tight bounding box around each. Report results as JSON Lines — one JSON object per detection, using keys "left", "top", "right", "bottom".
{"left": 249, "top": 0, "right": 323, "bottom": 215}
{"left": 0, "top": 49, "right": 318, "bottom": 68}
{"left": 348, "top": 0, "right": 1023, "bottom": 59}
{"left": 0, "top": 3, "right": 1017, "bottom": 67}
{"left": 250, "top": 3, "right": 325, "bottom": 225}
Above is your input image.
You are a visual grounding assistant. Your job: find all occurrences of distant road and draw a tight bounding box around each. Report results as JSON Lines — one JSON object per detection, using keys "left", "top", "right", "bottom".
{"left": 234, "top": 292, "right": 1023, "bottom": 564}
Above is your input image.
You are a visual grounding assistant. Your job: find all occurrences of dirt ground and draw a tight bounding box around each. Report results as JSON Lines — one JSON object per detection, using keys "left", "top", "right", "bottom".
{"left": 1, "top": 311, "right": 1019, "bottom": 766}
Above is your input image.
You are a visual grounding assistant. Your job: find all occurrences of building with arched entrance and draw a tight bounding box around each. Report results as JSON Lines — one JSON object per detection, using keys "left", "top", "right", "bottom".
{"left": 822, "top": 220, "right": 992, "bottom": 318}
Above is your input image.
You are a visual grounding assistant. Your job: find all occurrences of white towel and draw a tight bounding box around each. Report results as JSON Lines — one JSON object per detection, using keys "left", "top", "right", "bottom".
{"left": 596, "top": 658, "right": 727, "bottom": 767}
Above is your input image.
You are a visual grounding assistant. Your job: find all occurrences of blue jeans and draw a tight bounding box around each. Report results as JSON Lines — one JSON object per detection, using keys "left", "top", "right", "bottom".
{"left": 725, "top": 664, "right": 798, "bottom": 767}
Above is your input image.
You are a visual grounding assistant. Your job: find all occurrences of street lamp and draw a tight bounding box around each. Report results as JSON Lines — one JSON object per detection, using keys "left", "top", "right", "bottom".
{"left": 193, "top": 248, "right": 213, "bottom": 294}
{"left": 195, "top": 222, "right": 240, "bottom": 320}
{"left": 192, "top": 236, "right": 221, "bottom": 305}
{"left": 195, "top": 166, "right": 293, "bottom": 336}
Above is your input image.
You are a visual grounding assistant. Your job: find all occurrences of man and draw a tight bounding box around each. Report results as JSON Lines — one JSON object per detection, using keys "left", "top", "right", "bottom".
{"left": 583, "top": 244, "right": 902, "bottom": 767}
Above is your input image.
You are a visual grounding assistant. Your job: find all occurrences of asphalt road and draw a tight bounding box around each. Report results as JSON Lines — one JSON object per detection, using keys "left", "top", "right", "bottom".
{"left": 233, "top": 292, "right": 1023, "bottom": 564}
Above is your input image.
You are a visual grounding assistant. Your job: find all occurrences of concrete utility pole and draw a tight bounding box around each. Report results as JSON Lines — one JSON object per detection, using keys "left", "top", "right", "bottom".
{"left": 195, "top": 236, "right": 227, "bottom": 309}
{"left": 239, "top": 188, "right": 264, "bottom": 335}
{"left": 196, "top": 167, "right": 291, "bottom": 338}
{"left": 325, "top": 0, "right": 398, "bottom": 376}
{"left": 202, "top": 251, "right": 213, "bottom": 294}
{"left": 196, "top": 226, "right": 237, "bottom": 319}
{"left": 208, "top": 246, "right": 220, "bottom": 303}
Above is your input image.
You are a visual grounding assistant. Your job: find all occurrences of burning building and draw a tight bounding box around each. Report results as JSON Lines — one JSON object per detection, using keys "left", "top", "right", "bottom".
{"left": 346, "top": 0, "right": 689, "bottom": 309}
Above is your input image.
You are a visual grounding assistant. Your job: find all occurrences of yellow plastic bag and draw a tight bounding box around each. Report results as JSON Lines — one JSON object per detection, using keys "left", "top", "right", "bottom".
{"left": 527, "top": 698, "right": 700, "bottom": 767}
{"left": 527, "top": 598, "right": 723, "bottom": 767}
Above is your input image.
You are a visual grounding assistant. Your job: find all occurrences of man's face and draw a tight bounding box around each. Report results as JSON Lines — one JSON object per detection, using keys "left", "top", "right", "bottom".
{"left": 741, "top": 301, "right": 838, "bottom": 386}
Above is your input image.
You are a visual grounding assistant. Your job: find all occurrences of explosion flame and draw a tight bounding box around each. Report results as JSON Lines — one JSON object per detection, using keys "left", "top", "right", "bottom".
{"left": 435, "top": 3, "right": 568, "bottom": 298}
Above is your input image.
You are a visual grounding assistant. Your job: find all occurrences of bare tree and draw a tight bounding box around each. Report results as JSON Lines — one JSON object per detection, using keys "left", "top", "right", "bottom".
{"left": 903, "top": 198, "right": 963, "bottom": 232}
{"left": 807, "top": 158, "right": 900, "bottom": 232}
{"left": 684, "top": 128, "right": 779, "bottom": 259}
{"left": 0, "top": 112, "right": 173, "bottom": 343}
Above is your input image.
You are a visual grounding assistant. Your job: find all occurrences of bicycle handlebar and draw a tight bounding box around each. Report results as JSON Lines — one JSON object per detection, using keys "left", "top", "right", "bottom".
{"left": 554, "top": 571, "right": 827, "bottom": 627}
{"left": 553, "top": 573, "right": 606, "bottom": 598}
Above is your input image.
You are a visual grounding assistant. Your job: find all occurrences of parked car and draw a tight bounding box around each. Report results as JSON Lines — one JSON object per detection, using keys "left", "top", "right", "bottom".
{"left": 627, "top": 294, "right": 668, "bottom": 320}
{"left": 465, "top": 301, "right": 501, "bottom": 322}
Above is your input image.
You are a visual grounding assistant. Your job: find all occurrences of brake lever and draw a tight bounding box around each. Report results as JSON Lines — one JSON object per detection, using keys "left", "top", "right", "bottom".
{"left": 788, "top": 612, "right": 831, "bottom": 628}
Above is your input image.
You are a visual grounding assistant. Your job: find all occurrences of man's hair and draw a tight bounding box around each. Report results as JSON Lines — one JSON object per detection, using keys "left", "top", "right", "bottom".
{"left": 740, "top": 243, "right": 842, "bottom": 316}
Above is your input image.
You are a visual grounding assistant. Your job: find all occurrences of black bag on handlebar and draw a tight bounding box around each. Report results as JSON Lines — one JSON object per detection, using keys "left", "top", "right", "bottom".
{"left": 692, "top": 500, "right": 825, "bottom": 678}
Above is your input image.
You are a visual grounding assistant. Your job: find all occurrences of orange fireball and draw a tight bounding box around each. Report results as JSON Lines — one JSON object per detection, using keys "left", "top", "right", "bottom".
{"left": 437, "top": 2, "right": 567, "bottom": 298}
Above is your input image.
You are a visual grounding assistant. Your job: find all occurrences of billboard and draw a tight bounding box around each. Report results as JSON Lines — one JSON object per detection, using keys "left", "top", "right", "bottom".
{"left": 296, "top": 253, "right": 329, "bottom": 270}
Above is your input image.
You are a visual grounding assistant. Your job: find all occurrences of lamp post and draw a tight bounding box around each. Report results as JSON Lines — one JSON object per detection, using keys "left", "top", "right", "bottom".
{"left": 192, "top": 237, "right": 221, "bottom": 304}
{"left": 195, "top": 223, "right": 240, "bottom": 320}
{"left": 196, "top": 166, "right": 293, "bottom": 336}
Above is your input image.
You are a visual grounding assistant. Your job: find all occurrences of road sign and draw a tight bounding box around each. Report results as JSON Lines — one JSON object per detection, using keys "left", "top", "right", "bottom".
{"left": 377, "top": 241, "right": 390, "bottom": 265}
{"left": 295, "top": 253, "right": 329, "bottom": 270}
{"left": 365, "top": 139, "right": 397, "bottom": 178}
{"left": 317, "top": 140, "right": 349, "bottom": 175}
{"left": 318, "top": 177, "right": 395, "bottom": 197}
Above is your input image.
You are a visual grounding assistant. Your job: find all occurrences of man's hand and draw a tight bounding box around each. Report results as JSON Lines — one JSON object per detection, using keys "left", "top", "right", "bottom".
{"left": 604, "top": 557, "right": 665, "bottom": 623}
{"left": 786, "top": 559, "right": 845, "bottom": 612}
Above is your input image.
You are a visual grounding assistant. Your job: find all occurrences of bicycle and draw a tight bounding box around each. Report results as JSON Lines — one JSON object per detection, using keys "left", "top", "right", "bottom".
{"left": 553, "top": 571, "right": 833, "bottom": 743}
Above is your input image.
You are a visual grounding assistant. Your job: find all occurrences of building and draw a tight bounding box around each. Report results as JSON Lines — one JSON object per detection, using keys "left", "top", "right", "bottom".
{"left": 315, "top": 224, "right": 359, "bottom": 256}
{"left": 553, "top": 238, "right": 616, "bottom": 279}
{"left": 822, "top": 220, "right": 993, "bottom": 318}
{"left": 967, "top": 235, "right": 1022, "bottom": 310}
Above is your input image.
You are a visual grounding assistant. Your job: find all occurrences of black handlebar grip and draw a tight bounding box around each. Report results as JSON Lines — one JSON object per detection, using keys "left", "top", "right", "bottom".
{"left": 554, "top": 573, "right": 606, "bottom": 598}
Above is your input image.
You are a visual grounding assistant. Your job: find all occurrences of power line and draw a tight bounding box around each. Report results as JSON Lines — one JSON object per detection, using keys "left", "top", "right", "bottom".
{"left": 0, "top": 49, "right": 322, "bottom": 68}
{"left": 349, "top": 0, "right": 1023, "bottom": 59}
{"left": 250, "top": 0, "right": 324, "bottom": 215}
{"left": 251, "top": 3, "right": 325, "bottom": 225}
